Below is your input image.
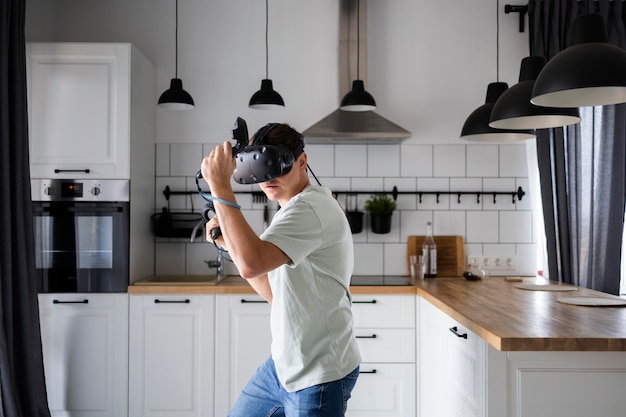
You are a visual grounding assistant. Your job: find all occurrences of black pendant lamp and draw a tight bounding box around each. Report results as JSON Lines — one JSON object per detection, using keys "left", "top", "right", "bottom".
{"left": 460, "top": 0, "right": 534, "bottom": 142}
{"left": 461, "top": 82, "right": 535, "bottom": 142}
{"left": 158, "top": 0, "right": 195, "bottom": 110}
{"left": 532, "top": 13, "right": 626, "bottom": 108}
{"left": 249, "top": 0, "right": 285, "bottom": 109}
{"left": 490, "top": 56, "right": 581, "bottom": 129}
{"left": 340, "top": 0, "right": 376, "bottom": 112}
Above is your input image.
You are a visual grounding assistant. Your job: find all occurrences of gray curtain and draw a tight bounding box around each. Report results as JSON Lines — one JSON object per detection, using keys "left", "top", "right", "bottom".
{"left": 529, "top": 0, "right": 626, "bottom": 295}
{"left": 0, "top": 0, "right": 51, "bottom": 415}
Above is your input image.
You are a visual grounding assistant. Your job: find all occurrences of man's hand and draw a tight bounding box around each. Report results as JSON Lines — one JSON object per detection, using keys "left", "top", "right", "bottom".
{"left": 201, "top": 141, "right": 237, "bottom": 191}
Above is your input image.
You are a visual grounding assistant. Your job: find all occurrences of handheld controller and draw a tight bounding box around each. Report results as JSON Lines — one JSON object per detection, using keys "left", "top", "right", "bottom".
{"left": 196, "top": 117, "right": 249, "bottom": 240}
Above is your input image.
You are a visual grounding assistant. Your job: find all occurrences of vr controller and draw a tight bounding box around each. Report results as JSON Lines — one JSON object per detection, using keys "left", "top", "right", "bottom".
{"left": 196, "top": 117, "right": 249, "bottom": 240}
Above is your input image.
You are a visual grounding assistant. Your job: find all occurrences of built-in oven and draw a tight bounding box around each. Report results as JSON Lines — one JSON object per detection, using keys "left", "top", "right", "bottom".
{"left": 31, "top": 179, "right": 130, "bottom": 293}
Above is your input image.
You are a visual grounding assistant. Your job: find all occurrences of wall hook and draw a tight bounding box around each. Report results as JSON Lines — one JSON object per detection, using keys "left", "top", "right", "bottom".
{"left": 457, "top": 193, "right": 462, "bottom": 204}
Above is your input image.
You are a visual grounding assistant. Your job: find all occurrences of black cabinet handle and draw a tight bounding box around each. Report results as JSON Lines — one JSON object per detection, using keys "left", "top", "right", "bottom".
{"left": 241, "top": 299, "right": 268, "bottom": 303}
{"left": 54, "top": 168, "right": 90, "bottom": 173}
{"left": 353, "top": 300, "right": 377, "bottom": 304}
{"left": 53, "top": 299, "right": 88, "bottom": 304}
{"left": 359, "top": 369, "right": 378, "bottom": 374}
{"left": 154, "top": 299, "right": 190, "bottom": 304}
{"left": 355, "top": 334, "right": 377, "bottom": 339}
{"left": 449, "top": 326, "right": 468, "bottom": 339}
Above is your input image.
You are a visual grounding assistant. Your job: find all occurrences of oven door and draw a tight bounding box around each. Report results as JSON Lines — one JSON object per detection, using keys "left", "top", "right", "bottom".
{"left": 33, "top": 201, "right": 129, "bottom": 293}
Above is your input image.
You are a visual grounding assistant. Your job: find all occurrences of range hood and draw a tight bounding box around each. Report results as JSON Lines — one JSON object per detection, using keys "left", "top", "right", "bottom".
{"left": 303, "top": 0, "right": 411, "bottom": 144}
{"left": 302, "top": 109, "right": 410, "bottom": 144}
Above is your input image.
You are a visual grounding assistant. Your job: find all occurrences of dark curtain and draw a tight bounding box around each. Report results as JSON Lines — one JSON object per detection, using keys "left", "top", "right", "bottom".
{"left": 0, "top": 0, "right": 51, "bottom": 416}
{"left": 529, "top": 0, "right": 626, "bottom": 295}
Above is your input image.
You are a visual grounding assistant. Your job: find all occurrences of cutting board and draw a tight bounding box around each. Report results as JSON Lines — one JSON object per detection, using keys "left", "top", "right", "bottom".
{"left": 407, "top": 235, "right": 465, "bottom": 277}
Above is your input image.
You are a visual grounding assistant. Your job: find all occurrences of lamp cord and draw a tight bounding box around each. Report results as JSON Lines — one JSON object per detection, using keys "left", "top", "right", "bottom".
{"left": 175, "top": 0, "right": 179, "bottom": 78}
{"left": 264, "top": 0, "right": 269, "bottom": 79}
{"left": 496, "top": 0, "right": 499, "bottom": 82}
{"left": 356, "top": 0, "right": 360, "bottom": 80}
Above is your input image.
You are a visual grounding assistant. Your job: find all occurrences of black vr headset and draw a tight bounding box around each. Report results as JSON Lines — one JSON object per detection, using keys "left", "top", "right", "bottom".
{"left": 232, "top": 121, "right": 305, "bottom": 185}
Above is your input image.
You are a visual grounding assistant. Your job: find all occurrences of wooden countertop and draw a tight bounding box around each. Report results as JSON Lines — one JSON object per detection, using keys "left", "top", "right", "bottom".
{"left": 415, "top": 277, "right": 626, "bottom": 352}
{"left": 128, "top": 275, "right": 417, "bottom": 295}
{"left": 129, "top": 274, "right": 626, "bottom": 351}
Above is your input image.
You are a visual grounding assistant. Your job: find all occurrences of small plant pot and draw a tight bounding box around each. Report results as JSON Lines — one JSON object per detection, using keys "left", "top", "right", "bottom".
{"left": 370, "top": 213, "right": 392, "bottom": 234}
{"left": 346, "top": 211, "right": 364, "bottom": 234}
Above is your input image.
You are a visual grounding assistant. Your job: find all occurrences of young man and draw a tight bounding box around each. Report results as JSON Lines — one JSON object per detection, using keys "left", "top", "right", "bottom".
{"left": 200, "top": 123, "right": 361, "bottom": 417}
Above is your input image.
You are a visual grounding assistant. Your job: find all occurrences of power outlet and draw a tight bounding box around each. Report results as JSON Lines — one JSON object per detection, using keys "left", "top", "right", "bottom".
{"left": 467, "top": 255, "right": 516, "bottom": 270}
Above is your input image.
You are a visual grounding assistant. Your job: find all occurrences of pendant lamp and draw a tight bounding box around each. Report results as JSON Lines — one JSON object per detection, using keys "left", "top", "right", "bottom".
{"left": 340, "top": 0, "right": 376, "bottom": 112}
{"left": 489, "top": 56, "right": 581, "bottom": 129}
{"left": 460, "top": 0, "right": 534, "bottom": 142}
{"left": 461, "top": 82, "right": 535, "bottom": 142}
{"left": 158, "top": 0, "right": 194, "bottom": 110}
{"left": 532, "top": 13, "right": 626, "bottom": 108}
{"left": 249, "top": 0, "right": 285, "bottom": 109}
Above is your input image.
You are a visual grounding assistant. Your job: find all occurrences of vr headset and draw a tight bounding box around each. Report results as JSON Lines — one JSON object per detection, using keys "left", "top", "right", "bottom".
{"left": 233, "top": 121, "right": 305, "bottom": 185}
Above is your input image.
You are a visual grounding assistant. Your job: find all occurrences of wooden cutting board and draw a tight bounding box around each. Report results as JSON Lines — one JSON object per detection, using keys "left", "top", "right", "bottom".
{"left": 407, "top": 235, "right": 465, "bottom": 277}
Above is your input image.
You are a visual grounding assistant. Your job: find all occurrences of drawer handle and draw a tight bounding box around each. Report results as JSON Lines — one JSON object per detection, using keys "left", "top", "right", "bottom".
{"left": 53, "top": 299, "right": 88, "bottom": 304}
{"left": 449, "top": 326, "right": 468, "bottom": 339}
{"left": 353, "top": 300, "right": 377, "bottom": 304}
{"left": 355, "top": 334, "right": 377, "bottom": 339}
{"left": 359, "top": 369, "right": 377, "bottom": 374}
{"left": 154, "top": 299, "right": 190, "bottom": 304}
{"left": 241, "top": 299, "right": 268, "bottom": 303}
{"left": 54, "top": 168, "right": 91, "bottom": 173}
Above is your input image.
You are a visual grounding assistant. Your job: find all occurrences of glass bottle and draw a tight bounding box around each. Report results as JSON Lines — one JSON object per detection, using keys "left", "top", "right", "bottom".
{"left": 422, "top": 221, "right": 437, "bottom": 278}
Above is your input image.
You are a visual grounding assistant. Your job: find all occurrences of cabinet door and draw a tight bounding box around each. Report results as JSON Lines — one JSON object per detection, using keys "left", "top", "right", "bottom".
{"left": 27, "top": 43, "right": 130, "bottom": 178}
{"left": 214, "top": 295, "right": 271, "bottom": 417}
{"left": 128, "top": 295, "right": 215, "bottom": 417}
{"left": 38, "top": 293, "right": 128, "bottom": 417}
{"left": 346, "top": 364, "right": 416, "bottom": 417}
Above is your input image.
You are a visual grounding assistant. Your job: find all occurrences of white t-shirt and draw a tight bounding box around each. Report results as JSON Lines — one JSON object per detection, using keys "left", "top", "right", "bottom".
{"left": 260, "top": 185, "right": 361, "bottom": 392}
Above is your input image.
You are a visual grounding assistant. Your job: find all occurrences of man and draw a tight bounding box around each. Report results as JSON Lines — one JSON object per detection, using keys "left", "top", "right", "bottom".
{"left": 200, "top": 123, "right": 361, "bottom": 417}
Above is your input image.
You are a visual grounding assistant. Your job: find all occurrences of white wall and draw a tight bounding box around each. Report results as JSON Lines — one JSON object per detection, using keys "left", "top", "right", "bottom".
{"left": 26, "top": 0, "right": 538, "bottom": 277}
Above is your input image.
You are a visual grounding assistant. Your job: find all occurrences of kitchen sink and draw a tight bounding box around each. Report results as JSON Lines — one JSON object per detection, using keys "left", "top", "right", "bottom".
{"left": 134, "top": 275, "right": 225, "bottom": 286}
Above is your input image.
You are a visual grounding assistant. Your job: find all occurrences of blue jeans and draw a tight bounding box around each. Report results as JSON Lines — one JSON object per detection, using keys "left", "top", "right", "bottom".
{"left": 228, "top": 357, "right": 360, "bottom": 417}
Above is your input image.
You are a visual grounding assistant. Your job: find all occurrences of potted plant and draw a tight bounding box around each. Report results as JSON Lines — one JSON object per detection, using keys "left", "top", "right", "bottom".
{"left": 364, "top": 194, "right": 397, "bottom": 234}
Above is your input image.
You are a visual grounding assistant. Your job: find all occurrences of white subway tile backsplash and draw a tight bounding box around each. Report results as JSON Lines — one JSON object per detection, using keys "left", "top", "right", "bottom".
{"left": 467, "top": 145, "right": 498, "bottom": 177}
{"left": 384, "top": 243, "right": 409, "bottom": 276}
{"left": 467, "top": 211, "right": 499, "bottom": 243}
{"left": 353, "top": 243, "right": 384, "bottom": 275}
{"left": 367, "top": 145, "right": 400, "bottom": 177}
{"left": 171, "top": 144, "right": 203, "bottom": 176}
{"left": 499, "top": 211, "right": 532, "bottom": 243}
{"left": 154, "top": 142, "right": 539, "bottom": 277}
{"left": 433, "top": 211, "right": 466, "bottom": 236}
{"left": 500, "top": 144, "right": 528, "bottom": 177}
{"left": 434, "top": 145, "right": 466, "bottom": 177}
{"left": 306, "top": 144, "right": 335, "bottom": 177}
{"left": 335, "top": 145, "right": 367, "bottom": 177}
{"left": 400, "top": 145, "right": 433, "bottom": 177}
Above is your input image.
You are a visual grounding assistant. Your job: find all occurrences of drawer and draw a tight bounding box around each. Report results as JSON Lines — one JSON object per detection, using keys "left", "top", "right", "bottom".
{"left": 445, "top": 321, "right": 480, "bottom": 360}
{"left": 355, "top": 328, "right": 416, "bottom": 363}
{"left": 352, "top": 295, "right": 415, "bottom": 328}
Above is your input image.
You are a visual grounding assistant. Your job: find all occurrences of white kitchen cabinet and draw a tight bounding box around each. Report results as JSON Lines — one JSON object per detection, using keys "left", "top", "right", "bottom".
{"left": 26, "top": 42, "right": 155, "bottom": 180}
{"left": 418, "top": 297, "right": 486, "bottom": 417}
{"left": 214, "top": 294, "right": 272, "bottom": 417}
{"left": 38, "top": 293, "right": 128, "bottom": 417}
{"left": 349, "top": 294, "right": 416, "bottom": 417}
{"left": 128, "top": 294, "right": 215, "bottom": 417}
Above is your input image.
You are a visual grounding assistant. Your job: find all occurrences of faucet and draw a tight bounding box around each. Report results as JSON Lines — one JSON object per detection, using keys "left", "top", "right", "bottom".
{"left": 190, "top": 219, "right": 205, "bottom": 243}
{"left": 205, "top": 252, "right": 226, "bottom": 282}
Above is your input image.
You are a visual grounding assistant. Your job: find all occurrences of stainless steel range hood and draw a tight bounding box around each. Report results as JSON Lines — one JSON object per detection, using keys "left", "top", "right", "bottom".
{"left": 303, "top": 0, "right": 411, "bottom": 144}
{"left": 303, "top": 109, "right": 410, "bottom": 144}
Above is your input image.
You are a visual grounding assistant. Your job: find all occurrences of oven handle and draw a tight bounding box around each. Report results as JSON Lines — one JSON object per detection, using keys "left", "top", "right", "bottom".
{"left": 34, "top": 206, "right": 125, "bottom": 214}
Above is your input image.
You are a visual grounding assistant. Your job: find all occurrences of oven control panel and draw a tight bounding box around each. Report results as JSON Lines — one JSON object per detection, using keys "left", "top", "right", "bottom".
{"left": 31, "top": 179, "right": 130, "bottom": 202}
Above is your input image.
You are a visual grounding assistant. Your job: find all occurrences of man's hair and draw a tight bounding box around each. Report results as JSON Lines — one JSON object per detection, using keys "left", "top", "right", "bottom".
{"left": 251, "top": 123, "right": 304, "bottom": 153}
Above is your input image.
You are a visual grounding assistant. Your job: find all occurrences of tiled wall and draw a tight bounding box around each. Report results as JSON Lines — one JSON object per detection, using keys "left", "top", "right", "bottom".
{"left": 153, "top": 142, "right": 537, "bottom": 277}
